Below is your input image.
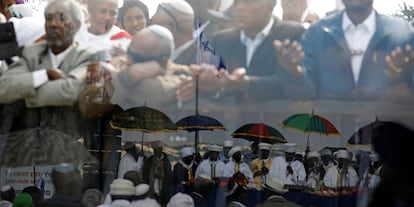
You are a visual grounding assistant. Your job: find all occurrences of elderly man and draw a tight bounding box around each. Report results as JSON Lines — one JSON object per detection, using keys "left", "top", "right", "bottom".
{"left": 323, "top": 149, "right": 359, "bottom": 189}
{"left": 249, "top": 143, "right": 273, "bottom": 190}
{"left": 224, "top": 146, "right": 254, "bottom": 188}
{"left": 195, "top": 144, "right": 225, "bottom": 179}
{"left": 0, "top": 0, "right": 95, "bottom": 136}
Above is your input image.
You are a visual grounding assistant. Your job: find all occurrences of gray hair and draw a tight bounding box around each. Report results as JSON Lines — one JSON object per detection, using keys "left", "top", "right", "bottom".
{"left": 44, "top": 0, "right": 85, "bottom": 24}
{"left": 146, "top": 24, "right": 175, "bottom": 58}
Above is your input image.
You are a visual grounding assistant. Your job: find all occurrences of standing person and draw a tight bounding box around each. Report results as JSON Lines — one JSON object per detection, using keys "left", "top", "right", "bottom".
{"left": 142, "top": 140, "right": 172, "bottom": 206}
{"left": 130, "top": 184, "right": 160, "bottom": 207}
{"left": 220, "top": 140, "right": 234, "bottom": 163}
{"left": 243, "top": 141, "right": 259, "bottom": 164}
{"left": 319, "top": 148, "right": 334, "bottom": 173}
{"left": 278, "top": 0, "right": 414, "bottom": 101}
{"left": 268, "top": 143, "right": 306, "bottom": 186}
{"left": 117, "top": 0, "right": 148, "bottom": 35}
{"left": 195, "top": 144, "right": 225, "bottom": 179}
{"left": 255, "top": 177, "right": 302, "bottom": 207}
{"left": 224, "top": 146, "right": 254, "bottom": 188}
{"left": 0, "top": 0, "right": 95, "bottom": 137}
{"left": 118, "top": 141, "right": 144, "bottom": 178}
{"left": 305, "top": 151, "right": 324, "bottom": 190}
{"left": 323, "top": 150, "right": 359, "bottom": 189}
{"left": 249, "top": 143, "right": 273, "bottom": 190}
{"left": 97, "top": 179, "right": 135, "bottom": 207}
{"left": 171, "top": 146, "right": 197, "bottom": 194}
{"left": 360, "top": 152, "right": 382, "bottom": 191}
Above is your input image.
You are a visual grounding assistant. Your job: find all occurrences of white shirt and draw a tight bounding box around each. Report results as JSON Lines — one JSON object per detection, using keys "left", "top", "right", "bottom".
{"left": 268, "top": 156, "right": 306, "bottom": 185}
{"left": 130, "top": 198, "right": 160, "bottom": 207}
{"left": 117, "top": 153, "right": 144, "bottom": 178}
{"left": 195, "top": 159, "right": 225, "bottom": 178}
{"left": 224, "top": 160, "right": 255, "bottom": 187}
{"left": 342, "top": 10, "right": 376, "bottom": 84}
{"left": 108, "top": 199, "right": 130, "bottom": 207}
{"left": 32, "top": 44, "right": 75, "bottom": 88}
{"left": 240, "top": 18, "right": 274, "bottom": 67}
{"left": 323, "top": 166, "right": 359, "bottom": 188}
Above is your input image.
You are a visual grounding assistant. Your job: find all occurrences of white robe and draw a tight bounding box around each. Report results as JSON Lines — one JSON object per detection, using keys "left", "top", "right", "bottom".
{"left": 224, "top": 160, "right": 255, "bottom": 187}
{"left": 117, "top": 153, "right": 144, "bottom": 178}
{"left": 130, "top": 198, "right": 160, "bottom": 207}
{"left": 323, "top": 166, "right": 359, "bottom": 188}
{"left": 195, "top": 159, "right": 225, "bottom": 178}
{"left": 268, "top": 156, "right": 306, "bottom": 185}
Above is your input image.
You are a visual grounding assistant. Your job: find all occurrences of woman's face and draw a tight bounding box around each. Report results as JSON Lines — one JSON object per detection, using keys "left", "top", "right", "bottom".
{"left": 123, "top": 6, "right": 147, "bottom": 35}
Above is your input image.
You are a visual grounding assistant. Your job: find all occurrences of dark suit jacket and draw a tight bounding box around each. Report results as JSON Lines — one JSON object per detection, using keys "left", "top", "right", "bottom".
{"left": 211, "top": 17, "right": 305, "bottom": 102}
{"left": 142, "top": 153, "right": 172, "bottom": 205}
{"left": 301, "top": 11, "right": 414, "bottom": 100}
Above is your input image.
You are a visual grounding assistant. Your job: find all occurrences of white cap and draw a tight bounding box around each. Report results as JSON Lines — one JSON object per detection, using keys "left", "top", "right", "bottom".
{"left": 223, "top": 140, "right": 234, "bottom": 147}
{"left": 258, "top": 143, "right": 272, "bottom": 150}
{"left": 167, "top": 192, "right": 194, "bottom": 207}
{"left": 228, "top": 146, "right": 241, "bottom": 158}
{"left": 284, "top": 143, "right": 297, "bottom": 153}
{"left": 146, "top": 24, "right": 175, "bottom": 51}
{"left": 208, "top": 144, "right": 222, "bottom": 152}
{"left": 336, "top": 150, "right": 351, "bottom": 160}
{"left": 0, "top": 185, "right": 12, "bottom": 192}
{"left": 110, "top": 179, "right": 135, "bottom": 196}
{"left": 10, "top": 16, "right": 45, "bottom": 47}
{"left": 167, "top": 0, "right": 194, "bottom": 15}
{"left": 319, "top": 148, "right": 332, "bottom": 156}
{"left": 263, "top": 176, "right": 288, "bottom": 194}
{"left": 135, "top": 183, "right": 150, "bottom": 196}
{"left": 307, "top": 151, "right": 320, "bottom": 159}
{"left": 180, "top": 147, "right": 195, "bottom": 158}
{"left": 369, "top": 153, "right": 380, "bottom": 162}
{"left": 295, "top": 151, "right": 305, "bottom": 156}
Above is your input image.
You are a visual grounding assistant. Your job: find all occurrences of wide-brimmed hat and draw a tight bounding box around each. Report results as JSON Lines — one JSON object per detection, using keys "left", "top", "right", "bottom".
{"left": 263, "top": 177, "right": 288, "bottom": 194}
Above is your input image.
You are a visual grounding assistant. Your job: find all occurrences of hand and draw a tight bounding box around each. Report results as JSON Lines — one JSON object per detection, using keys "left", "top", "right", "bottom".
{"left": 287, "top": 165, "right": 294, "bottom": 175}
{"left": 274, "top": 39, "right": 304, "bottom": 77}
{"left": 127, "top": 61, "right": 163, "bottom": 82}
{"left": 192, "top": 64, "right": 225, "bottom": 92}
{"left": 86, "top": 62, "right": 114, "bottom": 84}
{"left": 176, "top": 74, "right": 194, "bottom": 101}
{"left": 47, "top": 68, "right": 66, "bottom": 80}
{"left": 385, "top": 44, "right": 414, "bottom": 79}
{"left": 110, "top": 45, "right": 126, "bottom": 57}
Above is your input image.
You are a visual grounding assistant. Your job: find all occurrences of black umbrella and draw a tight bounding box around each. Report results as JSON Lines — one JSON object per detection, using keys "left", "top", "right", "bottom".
{"left": 347, "top": 120, "right": 387, "bottom": 146}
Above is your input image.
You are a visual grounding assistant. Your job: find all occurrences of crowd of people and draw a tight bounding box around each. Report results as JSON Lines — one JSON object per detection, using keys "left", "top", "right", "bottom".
{"left": 1, "top": 0, "right": 414, "bottom": 206}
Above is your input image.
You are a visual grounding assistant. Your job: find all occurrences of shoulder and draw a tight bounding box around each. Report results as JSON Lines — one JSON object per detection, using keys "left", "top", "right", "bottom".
{"left": 72, "top": 42, "right": 97, "bottom": 58}
{"left": 212, "top": 28, "right": 240, "bottom": 42}
{"left": 21, "top": 41, "right": 48, "bottom": 57}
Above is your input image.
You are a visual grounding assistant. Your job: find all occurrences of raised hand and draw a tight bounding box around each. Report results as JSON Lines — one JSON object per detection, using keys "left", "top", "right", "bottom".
{"left": 385, "top": 44, "right": 414, "bottom": 80}
{"left": 273, "top": 39, "right": 304, "bottom": 77}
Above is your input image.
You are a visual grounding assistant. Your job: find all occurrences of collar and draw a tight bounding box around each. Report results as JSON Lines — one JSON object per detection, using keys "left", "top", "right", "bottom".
{"left": 342, "top": 9, "right": 376, "bottom": 33}
{"left": 240, "top": 17, "right": 274, "bottom": 42}
{"left": 178, "top": 160, "right": 193, "bottom": 169}
{"left": 48, "top": 43, "right": 75, "bottom": 68}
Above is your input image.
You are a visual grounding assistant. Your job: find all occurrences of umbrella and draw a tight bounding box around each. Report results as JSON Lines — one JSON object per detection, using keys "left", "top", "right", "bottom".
{"left": 231, "top": 123, "right": 287, "bottom": 144}
{"left": 0, "top": 127, "right": 97, "bottom": 185}
{"left": 281, "top": 111, "right": 340, "bottom": 153}
{"left": 347, "top": 120, "right": 387, "bottom": 146}
{"left": 175, "top": 114, "right": 225, "bottom": 151}
{"left": 109, "top": 105, "right": 177, "bottom": 150}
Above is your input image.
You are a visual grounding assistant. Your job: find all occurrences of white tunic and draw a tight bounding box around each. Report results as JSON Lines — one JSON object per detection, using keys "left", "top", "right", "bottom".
{"left": 224, "top": 160, "right": 255, "bottom": 187}
{"left": 323, "top": 166, "right": 359, "bottom": 188}
{"left": 195, "top": 159, "right": 225, "bottom": 178}
{"left": 117, "top": 153, "right": 144, "bottom": 178}
{"left": 268, "top": 156, "right": 306, "bottom": 185}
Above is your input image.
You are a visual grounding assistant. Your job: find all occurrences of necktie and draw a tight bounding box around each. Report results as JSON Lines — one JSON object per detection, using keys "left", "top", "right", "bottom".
{"left": 235, "top": 163, "right": 240, "bottom": 173}
{"left": 337, "top": 169, "right": 343, "bottom": 187}
{"left": 211, "top": 163, "right": 216, "bottom": 178}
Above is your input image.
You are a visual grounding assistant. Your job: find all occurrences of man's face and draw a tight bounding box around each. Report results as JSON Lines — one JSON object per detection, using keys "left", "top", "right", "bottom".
{"left": 45, "top": 1, "right": 78, "bottom": 53}
{"left": 209, "top": 151, "right": 219, "bottom": 161}
{"left": 233, "top": 151, "right": 242, "bottom": 163}
{"left": 154, "top": 147, "right": 163, "bottom": 157}
{"left": 342, "top": 0, "right": 373, "bottom": 12}
{"left": 285, "top": 152, "right": 295, "bottom": 162}
{"left": 232, "top": 0, "right": 272, "bottom": 30}
{"left": 123, "top": 6, "right": 146, "bottom": 35}
{"left": 183, "top": 155, "right": 194, "bottom": 165}
{"left": 88, "top": 0, "right": 117, "bottom": 34}
{"left": 260, "top": 149, "right": 269, "bottom": 159}
{"left": 0, "top": 0, "right": 15, "bottom": 20}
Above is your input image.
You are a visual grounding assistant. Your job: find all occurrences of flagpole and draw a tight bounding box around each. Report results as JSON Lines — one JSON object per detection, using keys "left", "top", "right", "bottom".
{"left": 195, "top": 74, "right": 199, "bottom": 152}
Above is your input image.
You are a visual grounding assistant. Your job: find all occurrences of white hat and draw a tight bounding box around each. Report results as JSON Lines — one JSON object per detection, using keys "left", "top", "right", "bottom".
{"left": 295, "top": 151, "right": 305, "bottom": 156}
{"left": 10, "top": 16, "right": 45, "bottom": 47}
{"left": 319, "top": 148, "right": 332, "bottom": 156}
{"left": 135, "top": 183, "right": 150, "bottom": 196}
{"left": 336, "top": 150, "right": 351, "bottom": 160}
{"left": 228, "top": 146, "right": 241, "bottom": 158}
{"left": 258, "top": 143, "right": 271, "bottom": 150}
{"left": 223, "top": 140, "right": 234, "bottom": 147}
{"left": 181, "top": 147, "right": 195, "bottom": 158}
{"left": 263, "top": 177, "right": 288, "bottom": 194}
{"left": 284, "top": 143, "right": 297, "bottom": 153}
{"left": 167, "top": 192, "right": 194, "bottom": 207}
{"left": 307, "top": 151, "right": 320, "bottom": 159}
{"left": 166, "top": 0, "right": 194, "bottom": 15}
{"left": 369, "top": 153, "right": 380, "bottom": 162}
{"left": 151, "top": 140, "right": 164, "bottom": 148}
{"left": 110, "top": 179, "right": 135, "bottom": 196}
{"left": 0, "top": 185, "right": 12, "bottom": 192}
{"left": 195, "top": 174, "right": 215, "bottom": 186}
{"left": 208, "top": 144, "right": 222, "bottom": 152}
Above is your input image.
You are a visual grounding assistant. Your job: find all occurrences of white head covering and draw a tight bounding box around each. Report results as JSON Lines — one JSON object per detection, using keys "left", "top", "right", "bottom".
{"left": 167, "top": 192, "right": 194, "bottom": 207}
{"left": 167, "top": 0, "right": 194, "bottom": 15}
{"left": 228, "top": 146, "right": 241, "bottom": 158}
{"left": 180, "top": 147, "right": 195, "bottom": 158}
{"left": 336, "top": 150, "right": 351, "bottom": 160}
{"left": 263, "top": 176, "right": 288, "bottom": 194}
{"left": 223, "top": 140, "right": 234, "bottom": 147}
{"left": 319, "top": 148, "right": 332, "bottom": 156}
{"left": 110, "top": 179, "right": 135, "bottom": 196}
{"left": 258, "top": 143, "right": 272, "bottom": 150}
{"left": 284, "top": 143, "right": 297, "bottom": 153}
{"left": 295, "top": 151, "right": 305, "bottom": 156}
{"left": 135, "top": 183, "right": 150, "bottom": 196}
{"left": 10, "top": 16, "right": 45, "bottom": 47}
{"left": 307, "top": 151, "right": 321, "bottom": 159}
{"left": 208, "top": 144, "right": 222, "bottom": 152}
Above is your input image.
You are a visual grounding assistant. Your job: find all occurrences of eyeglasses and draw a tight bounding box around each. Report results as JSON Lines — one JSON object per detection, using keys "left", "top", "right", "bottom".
{"left": 157, "top": 3, "right": 180, "bottom": 30}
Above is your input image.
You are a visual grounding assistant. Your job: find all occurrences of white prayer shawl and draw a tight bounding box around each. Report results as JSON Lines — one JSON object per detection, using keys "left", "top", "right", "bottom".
{"left": 223, "top": 160, "right": 255, "bottom": 187}
{"left": 117, "top": 153, "right": 144, "bottom": 178}
{"left": 195, "top": 159, "right": 225, "bottom": 178}
{"left": 75, "top": 24, "right": 130, "bottom": 53}
{"left": 323, "top": 166, "right": 359, "bottom": 188}
{"left": 268, "top": 156, "right": 306, "bottom": 185}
